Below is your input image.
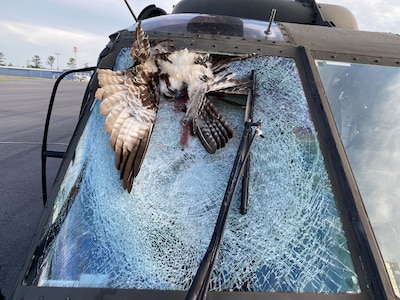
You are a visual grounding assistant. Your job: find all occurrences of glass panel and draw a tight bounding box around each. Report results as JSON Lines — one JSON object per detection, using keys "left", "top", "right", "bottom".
{"left": 316, "top": 60, "right": 400, "bottom": 297}
{"left": 127, "top": 14, "right": 283, "bottom": 40}
{"left": 27, "top": 51, "right": 359, "bottom": 293}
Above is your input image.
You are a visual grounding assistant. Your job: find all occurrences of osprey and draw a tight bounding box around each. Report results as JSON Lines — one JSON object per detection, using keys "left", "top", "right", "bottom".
{"left": 96, "top": 22, "right": 249, "bottom": 192}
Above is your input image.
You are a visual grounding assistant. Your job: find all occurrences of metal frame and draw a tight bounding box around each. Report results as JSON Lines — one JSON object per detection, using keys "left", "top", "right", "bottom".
{"left": 41, "top": 67, "right": 97, "bottom": 204}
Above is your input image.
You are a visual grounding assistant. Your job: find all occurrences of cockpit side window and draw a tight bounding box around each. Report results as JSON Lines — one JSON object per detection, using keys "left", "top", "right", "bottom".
{"left": 316, "top": 60, "right": 400, "bottom": 297}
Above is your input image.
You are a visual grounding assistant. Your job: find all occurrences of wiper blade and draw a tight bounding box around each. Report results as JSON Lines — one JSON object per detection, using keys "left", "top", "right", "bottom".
{"left": 185, "top": 70, "right": 263, "bottom": 300}
{"left": 240, "top": 69, "right": 257, "bottom": 215}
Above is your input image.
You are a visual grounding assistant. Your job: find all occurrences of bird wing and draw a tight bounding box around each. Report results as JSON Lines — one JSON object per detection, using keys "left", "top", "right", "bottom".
{"left": 94, "top": 22, "right": 177, "bottom": 192}
{"left": 195, "top": 98, "right": 234, "bottom": 154}
{"left": 96, "top": 67, "right": 158, "bottom": 192}
{"left": 186, "top": 85, "right": 233, "bottom": 154}
{"left": 95, "top": 21, "right": 160, "bottom": 192}
{"left": 180, "top": 54, "right": 249, "bottom": 154}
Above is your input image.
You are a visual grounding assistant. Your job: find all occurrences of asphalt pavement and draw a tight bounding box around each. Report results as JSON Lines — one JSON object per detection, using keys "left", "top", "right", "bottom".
{"left": 0, "top": 75, "right": 88, "bottom": 300}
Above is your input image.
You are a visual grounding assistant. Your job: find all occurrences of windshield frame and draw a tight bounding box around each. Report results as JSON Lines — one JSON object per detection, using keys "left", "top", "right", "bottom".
{"left": 13, "top": 14, "right": 400, "bottom": 300}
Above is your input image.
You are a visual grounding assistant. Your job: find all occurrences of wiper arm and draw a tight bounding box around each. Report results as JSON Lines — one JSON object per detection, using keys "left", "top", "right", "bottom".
{"left": 185, "top": 70, "right": 263, "bottom": 300}
{"left": 186, "top": 122, "right": 263, "bottom": 300}
{"left": 240, "top": 69, "right": 257, "bottom": 215}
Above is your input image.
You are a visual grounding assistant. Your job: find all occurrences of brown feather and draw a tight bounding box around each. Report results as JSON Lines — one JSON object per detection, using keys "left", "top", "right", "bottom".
{"left": 192, "top": 97, "right": 233, "bottom": 154}
{"left": 95, "top": 22, "right": 161, "bottom": 192}
{"left": 132, "top": 21, "right": 150, "bottom": 63}
{"left": 99, "top": 91, "right": 128, "bottom": 115}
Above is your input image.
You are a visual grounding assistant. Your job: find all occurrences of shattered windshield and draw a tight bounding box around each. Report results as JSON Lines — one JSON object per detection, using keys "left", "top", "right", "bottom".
{"left": 26, "top": 50, "right": 359, "bottom": 294}
{"left": 316, "top": 60, "right": 400, "bottom": 297}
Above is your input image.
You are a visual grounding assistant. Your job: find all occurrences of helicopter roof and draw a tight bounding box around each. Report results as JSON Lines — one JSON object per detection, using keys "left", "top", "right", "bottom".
{"left": 172, "top": 0, "right": 358, "bottom": 29}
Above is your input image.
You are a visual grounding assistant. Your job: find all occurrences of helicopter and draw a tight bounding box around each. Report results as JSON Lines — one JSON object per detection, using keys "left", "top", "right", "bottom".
{"left": 11, "top": 0, "right": 400, "bottom": 299}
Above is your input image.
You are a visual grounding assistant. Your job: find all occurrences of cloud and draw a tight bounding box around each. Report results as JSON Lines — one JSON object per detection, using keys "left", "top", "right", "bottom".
{"left": 322, "top": 0, "right": 400, "bottom": 33}
{"left": 0, "top": 0, "right": 177, "bottom": 68}
{"left": 55, "top": 0, "right": 176, "bottom": 15}
{"left": 0, "top": 20, "right": 107, "bottom": 68}
{"left": 5, "top": 21, "right": 104, "bottom": 46}
{"left": 3, "top": 21, "right": 97, "bottom": 46}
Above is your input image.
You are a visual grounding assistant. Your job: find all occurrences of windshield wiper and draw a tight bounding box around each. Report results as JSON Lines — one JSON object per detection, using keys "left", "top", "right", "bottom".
{"left": 185, "top": 70, "right": 263, "bottom": 300}
{"left": 240, "top": 69, "right": 257, "bottom": 215}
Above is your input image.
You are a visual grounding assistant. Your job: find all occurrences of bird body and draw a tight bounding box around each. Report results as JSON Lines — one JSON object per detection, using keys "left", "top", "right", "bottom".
{"left": 95, "top": 22, "right": 249, "bottom": 192}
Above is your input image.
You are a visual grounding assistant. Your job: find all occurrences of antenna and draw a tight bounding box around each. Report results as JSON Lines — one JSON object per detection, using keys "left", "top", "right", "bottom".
{"left": 265, "top": 8, "right": 277, "bottom": 36}
{"left": 123, "top": 0, "right": 138, "bottom": 22}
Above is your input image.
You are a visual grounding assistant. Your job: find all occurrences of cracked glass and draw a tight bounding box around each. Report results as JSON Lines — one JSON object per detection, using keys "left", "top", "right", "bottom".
{"left": 317, "top": 60, "right": 400, "bottom": 297}
{"left": 26, "top": 50, "right": 360, "bottom": 294}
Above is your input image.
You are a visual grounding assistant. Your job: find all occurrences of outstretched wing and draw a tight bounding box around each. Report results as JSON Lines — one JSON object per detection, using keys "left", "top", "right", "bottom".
{"left": 95, "top": 22, "right": 160, "bottom": 192}
{"left": 184, "top": 70, "right": 249, "bottom": 154}
{"left": 96, "top": 68, "right": 158, "bottom": 192}
{"left": 191, "top": 93, "right": 233, "bottom": 154}
{"left": 95, "top": 22, "right": 176, "bottom": 192}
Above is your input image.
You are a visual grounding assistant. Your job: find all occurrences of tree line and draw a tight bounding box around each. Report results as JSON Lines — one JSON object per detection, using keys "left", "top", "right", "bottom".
{"left": 0, "top": 51, "right": 87, "bottom": 69}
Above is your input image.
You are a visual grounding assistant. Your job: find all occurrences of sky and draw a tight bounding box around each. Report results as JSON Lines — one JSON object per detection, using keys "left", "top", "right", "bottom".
{"left": 1, "top": 0, "right": 399, "bottom": 70}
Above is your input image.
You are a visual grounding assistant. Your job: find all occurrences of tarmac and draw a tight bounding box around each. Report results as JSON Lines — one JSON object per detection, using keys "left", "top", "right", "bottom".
{"left": 0, "top": 75, "right": 88, "bottom": 300}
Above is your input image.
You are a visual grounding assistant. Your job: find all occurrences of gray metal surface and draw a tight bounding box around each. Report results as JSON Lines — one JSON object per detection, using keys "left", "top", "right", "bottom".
{"left": 281, "top": 22, "right": 400, "bottom": 64}
{"left": 171, "top": 0, "right": 358, "bottom": 29}
{"left": 0, "top": 75, "right": 86, "bottom": 300}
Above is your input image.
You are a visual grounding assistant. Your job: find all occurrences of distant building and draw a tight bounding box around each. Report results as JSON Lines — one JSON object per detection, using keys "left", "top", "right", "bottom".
{"left": 0, "top": 66, "right": 63, "bottom": 79}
